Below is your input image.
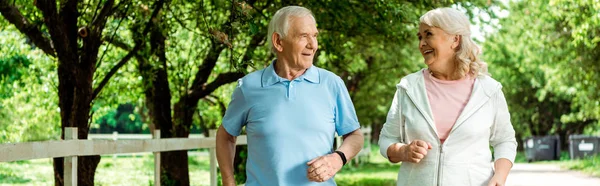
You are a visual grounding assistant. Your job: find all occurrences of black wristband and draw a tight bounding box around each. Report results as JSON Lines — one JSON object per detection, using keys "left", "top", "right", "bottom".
{"left": 334, "top": 150, "right": 347, "bottom": 165}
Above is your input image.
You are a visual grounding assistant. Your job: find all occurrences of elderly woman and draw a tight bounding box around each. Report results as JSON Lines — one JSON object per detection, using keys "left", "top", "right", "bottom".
{"left": 378, "top": 7, "right": 517, "bottom": 186}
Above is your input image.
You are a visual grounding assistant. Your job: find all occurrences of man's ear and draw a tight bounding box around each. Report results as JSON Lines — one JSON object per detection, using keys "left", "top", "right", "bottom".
{"left": 272, "top": 33, "right": 284, "bottom": 52}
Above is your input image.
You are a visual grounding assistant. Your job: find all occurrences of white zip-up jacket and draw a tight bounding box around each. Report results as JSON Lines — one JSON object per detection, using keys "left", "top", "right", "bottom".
{"left": 379, "top": 69, "right": 517, "bottom": 186}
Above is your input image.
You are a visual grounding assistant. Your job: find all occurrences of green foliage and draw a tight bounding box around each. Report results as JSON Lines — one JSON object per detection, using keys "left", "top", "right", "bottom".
{"left": 482, "top": 0, "right": 600, "bottom": 142}
{"left": 0, "top": 54, "right": 31, "bottom": 99}
{"left": 91, "top": 103, "right": 148, "bottom": 134}
{"left": 0, "top": 25, "right": 59, "bottom": 143}
{"left": 563, "top": 155, "right": 600, "bottom": 177}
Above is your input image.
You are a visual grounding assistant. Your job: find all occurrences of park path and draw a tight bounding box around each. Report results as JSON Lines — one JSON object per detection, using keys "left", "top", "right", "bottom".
{"left": 505, "top": 163, "right": 600, "bottom": 186}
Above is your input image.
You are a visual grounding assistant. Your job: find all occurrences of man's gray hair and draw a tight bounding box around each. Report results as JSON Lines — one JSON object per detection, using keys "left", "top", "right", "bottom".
{"left": 420, "top": 8, "right": 489, "bottom": 78}
{"left": 267, "top": 6, "right": 316, "bottom": 55}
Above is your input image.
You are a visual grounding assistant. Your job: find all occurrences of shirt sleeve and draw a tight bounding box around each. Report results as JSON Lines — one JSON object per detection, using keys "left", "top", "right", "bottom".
{"left": 221, "top": 79, "right": 250, "bottom": 136}
{"left": 378, "top": 89, "right": 407, "bottom": 160}
{"left": 334, "top": 77, "right": 360, "bottom": 136}
{"left": 490, "top": 89, "right": 518, "bottom": 163}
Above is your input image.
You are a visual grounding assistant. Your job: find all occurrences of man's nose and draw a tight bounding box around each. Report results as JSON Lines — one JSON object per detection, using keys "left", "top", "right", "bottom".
{"left": 307, "top": 36, "right": 317, "bottom": 49}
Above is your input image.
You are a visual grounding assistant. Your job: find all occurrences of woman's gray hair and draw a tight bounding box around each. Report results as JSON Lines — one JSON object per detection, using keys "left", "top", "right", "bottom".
{"left": 420, "top": 7, "right": 489, "bottom": 78}
{"left": 267, "top": 6, "right": 315, "bottom": 55}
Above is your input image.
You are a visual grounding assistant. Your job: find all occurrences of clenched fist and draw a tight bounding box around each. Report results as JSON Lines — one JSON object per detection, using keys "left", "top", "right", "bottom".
{"left": 402, "top": 140, "right": 432, "bottom": 163}
{"left": 306, "top": 153, "right": 344, "bottom": 182}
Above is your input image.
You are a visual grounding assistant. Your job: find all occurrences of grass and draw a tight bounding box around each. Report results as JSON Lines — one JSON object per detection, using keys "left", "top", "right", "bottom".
{"left": 334, "top": 145, "right": 401, "bottom": 186}
{"left": 0, "top": 152, "right": 212, "bottom": 186}
{"left": 558, "top": 154, "right": 600, "bottom": 177}
{"left": 0, "top": 159, "right": 53, "bottom": 185}
{"left": 1, "top": 147, "right": 598, "bottom": 185}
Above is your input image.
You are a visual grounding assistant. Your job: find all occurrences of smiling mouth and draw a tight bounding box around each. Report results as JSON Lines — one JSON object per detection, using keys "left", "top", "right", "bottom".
{"left": 302, "top": 53, "right": 313, "bottom": 56}
{"left": 422, "top": 50, "right": 433, "bottom": 55}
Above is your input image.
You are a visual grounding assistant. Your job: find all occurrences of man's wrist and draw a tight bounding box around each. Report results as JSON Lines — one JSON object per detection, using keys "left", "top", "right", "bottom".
{"left": 334, "top": 150, "right": 347, "bottom": 165}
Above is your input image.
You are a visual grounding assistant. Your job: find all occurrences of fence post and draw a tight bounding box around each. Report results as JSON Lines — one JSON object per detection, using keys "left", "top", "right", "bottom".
{"left": 112, "top": 131, "right": 118, "bottom": 160}
{"left": 64, "top": 127, "right": 78, "bottom": 186}
{"left": 209, "top": 129, "right": 217, "bottom": 186}
{"left": 154, "top": 130, "right": 161, "bottom": 186}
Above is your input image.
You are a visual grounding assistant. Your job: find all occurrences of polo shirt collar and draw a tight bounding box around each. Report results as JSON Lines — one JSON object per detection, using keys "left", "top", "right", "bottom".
{"left": 300, "top": 64, "right": 320, "bottom": 84}
{"left": 261, "top": 60, "right": 320, "bottom": 87}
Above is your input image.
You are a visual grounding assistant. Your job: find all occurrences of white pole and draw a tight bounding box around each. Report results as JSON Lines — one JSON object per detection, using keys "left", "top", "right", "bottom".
{"left": 64, "top": 127, "right": 78, "bottom": 186}
{"left": 209, "top": 129, "right": 217, "bottom": 186}
{"left": 154, "top": 130, "right": 161, "bottom": 186}
{"left": 112, "top": 131, "right": 118, "bottom": 160}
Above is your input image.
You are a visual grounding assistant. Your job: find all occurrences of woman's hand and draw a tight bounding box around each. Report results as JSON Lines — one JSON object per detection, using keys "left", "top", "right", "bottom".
{"left": 401, "top": 140, "right": 432, "bottom": 163}
{"left": 487, "top": 174, "right": 506, "bottom": 186}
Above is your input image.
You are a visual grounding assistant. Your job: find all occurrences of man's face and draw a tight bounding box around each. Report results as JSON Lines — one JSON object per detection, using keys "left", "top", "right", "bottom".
{"left": 278, "top": 16, "right": 318, "bottom": 69}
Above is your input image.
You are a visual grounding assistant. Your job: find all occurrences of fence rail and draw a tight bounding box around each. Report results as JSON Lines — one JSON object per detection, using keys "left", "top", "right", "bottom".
{"left": 1, "top": 127, "right": 371, "bottom": 186}
{"left": 0, "top": 127, "right": 247, "bottom": 186}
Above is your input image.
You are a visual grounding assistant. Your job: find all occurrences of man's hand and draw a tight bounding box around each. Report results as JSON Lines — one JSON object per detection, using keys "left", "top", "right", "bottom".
{"left": 402, "top": 140, "right": 432, "bottom": 163}
{"left": 306, "top": 153, "right": 344, "bottom": 182}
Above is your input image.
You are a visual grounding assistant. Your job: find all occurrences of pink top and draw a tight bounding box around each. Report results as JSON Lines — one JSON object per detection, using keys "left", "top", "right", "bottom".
{"left": 423, "top": 69, "right": 475, "bottom": 144}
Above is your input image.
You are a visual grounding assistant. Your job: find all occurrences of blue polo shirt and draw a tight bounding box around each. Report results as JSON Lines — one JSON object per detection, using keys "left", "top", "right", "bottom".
{"left": 222, "top": 61, "right": 360, "bottom": 186}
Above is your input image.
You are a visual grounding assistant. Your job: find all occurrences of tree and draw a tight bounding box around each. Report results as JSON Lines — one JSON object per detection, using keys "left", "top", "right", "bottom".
{"left": 482, "top": 0, "right": 600, "bottom": 148}
{"left": 0, "top": 0, "right": 165, "bottom": 185}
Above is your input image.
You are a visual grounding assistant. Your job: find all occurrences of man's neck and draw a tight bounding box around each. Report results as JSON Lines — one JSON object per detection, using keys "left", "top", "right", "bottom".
{"left": 274, "top": 59, "right": 308, "bottom": 80}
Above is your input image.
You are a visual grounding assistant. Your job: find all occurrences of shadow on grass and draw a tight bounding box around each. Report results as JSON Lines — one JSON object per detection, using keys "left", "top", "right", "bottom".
{"left": 189, "top": 156, "right": 210, "bottom": 168}
{"left": 0, "top": 173, "right": 31, "bottom": 184}
{"left": 335, "top": 162, "right": 401, "bottom": 186}
{"left": 335, "top": 177, "right": 396, "bottom": 186}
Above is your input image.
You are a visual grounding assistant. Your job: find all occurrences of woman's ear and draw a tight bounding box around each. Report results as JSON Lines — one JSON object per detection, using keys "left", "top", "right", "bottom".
{"left": 452, "top": 35, "right": 461, "bottom": 50}
{"left": 272, "top": 33, "right": 284, "bottom": 52}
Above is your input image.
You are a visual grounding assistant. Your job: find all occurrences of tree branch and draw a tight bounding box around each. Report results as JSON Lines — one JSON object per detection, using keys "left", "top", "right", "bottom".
{"left": 0, "top": 2, "right": 56, "bottom": 56}
{"left": 188, "top": 8, "right": 239, "bottom": 95}
{"left": 188, "top": 44, "right": 225, "bottom": 93}
{"left": 91, "top": 0, "right": 167, "bottom": 99}
{"left": 189, "top": 72, "right": 245, "bottom": 101}
{"left": 103, "top": 37, "right": 132, "bottom": 51}
{"left": 36, "top": 0, "right": 75, "bottom": 64}
{"left": 91, "top": 0, "right": 115, "bottom": 30}
{"left": 91, "top": 43, "right": 142, "bottom": 100}
{"left": 59, "top": 0, "right": 79, "bottom": 54}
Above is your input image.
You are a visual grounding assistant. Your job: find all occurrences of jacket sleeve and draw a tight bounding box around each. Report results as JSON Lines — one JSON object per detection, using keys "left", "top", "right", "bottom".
{"left": 378, "top": 89, "right": 407, "bottom": 160}
{"left": 489, "top": 89, "right": 518, "bottom": 163}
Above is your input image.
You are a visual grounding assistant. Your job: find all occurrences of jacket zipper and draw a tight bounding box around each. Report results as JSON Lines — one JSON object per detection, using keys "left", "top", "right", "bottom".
{"left": 437, "top": 144, "right": 444, "bottom": 186}
{"left": 404, "top": 89, "right": 445, "bottom": 186}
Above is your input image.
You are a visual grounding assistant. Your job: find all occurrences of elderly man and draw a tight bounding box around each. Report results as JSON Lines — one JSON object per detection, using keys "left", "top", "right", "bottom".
{"left": 216, "top": 5, "right": 364, "bottom": 186}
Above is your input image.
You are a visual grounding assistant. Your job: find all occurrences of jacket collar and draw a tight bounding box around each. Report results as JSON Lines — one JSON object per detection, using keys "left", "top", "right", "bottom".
{"left": 261, "top": 60, "right": 320, "bottom": 87}
{"left": 398, "top": 69, "right": 437, "bottom": 133}
{"left": 398, "top": 69, "right": 501, "bottom": 134}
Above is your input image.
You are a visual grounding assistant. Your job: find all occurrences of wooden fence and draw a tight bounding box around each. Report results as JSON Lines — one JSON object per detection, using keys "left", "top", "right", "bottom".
{"left": 0, "top": 127, "right": 247, "bottom": 186}
{"left": 0, "top": 127, "right": 371, "bottom": 186}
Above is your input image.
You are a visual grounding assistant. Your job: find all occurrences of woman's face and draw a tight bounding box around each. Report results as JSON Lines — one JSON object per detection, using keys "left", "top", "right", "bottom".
{"left": 417, "top": 23, "right": 459, "bottom": 69}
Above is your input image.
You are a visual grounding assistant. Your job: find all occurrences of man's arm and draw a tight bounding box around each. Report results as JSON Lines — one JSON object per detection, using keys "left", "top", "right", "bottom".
{"left": 306, "top": 129, "right": 363, "bottom": 182}
{"left": 216, "top": 125, "right": 237, "bottom": 186}
{"left": 338, "top": 129, "right": 364, "bottom": 161}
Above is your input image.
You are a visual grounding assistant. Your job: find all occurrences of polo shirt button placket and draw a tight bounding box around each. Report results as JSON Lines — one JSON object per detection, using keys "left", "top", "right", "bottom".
{"left": 288, "top": 82, "right": 294, "bottom": 99}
